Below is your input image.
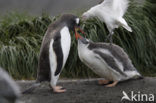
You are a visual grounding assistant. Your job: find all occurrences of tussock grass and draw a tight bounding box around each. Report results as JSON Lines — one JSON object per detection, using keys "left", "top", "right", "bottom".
{"left": 0, "top": 0, "right": 156, "bottom": 79}
{"left": 64, "top": 0, "right": 156, "bottom": 77}
{"left": 0, "top": 12, "right": 53, "bottom": 79}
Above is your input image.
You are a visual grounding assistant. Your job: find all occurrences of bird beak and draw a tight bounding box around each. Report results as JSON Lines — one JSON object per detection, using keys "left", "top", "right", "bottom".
{"left": 81, "top": 15, "right": 87, "bottom": 21}
{"left": 75, "top": 26, "right": 86, "bottom": 35}
{"left": 74, "top": 27, "right": 83, "bottom": 40}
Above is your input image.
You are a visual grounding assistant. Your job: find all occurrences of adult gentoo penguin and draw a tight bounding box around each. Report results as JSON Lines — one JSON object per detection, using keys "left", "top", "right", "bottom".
{"left": 75, "top": 32, "right": 142, "bottom": 87}
{"left": 23, "top": 14, "right": 80, "bottom": 93}
{"left": 82, "top": 0, "right": 132, "bottom": 43}
{"left": 0, "top": 67, "right": 21, "bottom": 103}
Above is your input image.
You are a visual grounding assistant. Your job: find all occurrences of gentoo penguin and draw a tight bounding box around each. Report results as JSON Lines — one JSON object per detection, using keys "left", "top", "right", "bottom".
{"left": 0, "top": 67, "right": 21, "bottom": 103}
{"left": 23, "top": 14, "right": 80, "bottom": 93}
{"left": 75, "top": 32, "right": 142, "bottom": 87}
{"left": 82, "top": 0, "right": 132, "bottom": 43}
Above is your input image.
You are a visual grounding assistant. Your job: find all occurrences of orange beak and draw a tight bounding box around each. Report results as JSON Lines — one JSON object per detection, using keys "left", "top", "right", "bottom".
{"left": 74, "top": 27, "right": 86, "bottom": 40}
{"left": 75, "top": 27, "right": 81, "bottom": 40}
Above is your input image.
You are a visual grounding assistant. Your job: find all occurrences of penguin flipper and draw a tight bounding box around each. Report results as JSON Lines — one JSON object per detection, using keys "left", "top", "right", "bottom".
{"left": 22, "top": 83, "right": 40, "bottom": 94}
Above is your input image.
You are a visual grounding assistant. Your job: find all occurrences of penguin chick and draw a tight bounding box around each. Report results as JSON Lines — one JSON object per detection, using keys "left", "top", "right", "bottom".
{"left": 75, "top": 33, "right": 142, "bottom": 87}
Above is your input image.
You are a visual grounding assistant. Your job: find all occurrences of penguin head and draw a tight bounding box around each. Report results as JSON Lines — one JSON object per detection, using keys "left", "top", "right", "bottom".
{"left": 79, "top": 37, "right": 89, "bottom": 45}
{"left": 60, "top": 14, "right": 80, "bottom": 32}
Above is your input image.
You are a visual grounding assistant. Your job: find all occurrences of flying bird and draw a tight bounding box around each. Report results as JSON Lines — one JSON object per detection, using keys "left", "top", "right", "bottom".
{"left": 75, "top": 32, "right": 142, "bottom": 87}
{"left": 23, "top": 14, "right": 80, "bottom": 93}
{"left": 0, "top": 67, "right": 21, "bottom": 103}
{"left": 82, "top": 0, "right": 132, "bottom": 43}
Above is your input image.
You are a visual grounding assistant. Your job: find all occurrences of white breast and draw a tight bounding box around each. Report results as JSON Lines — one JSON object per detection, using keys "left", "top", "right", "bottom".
{"left": 49, "top": 39, "right": 58, "bottom": 86}
{"left": 78, "top": 45, "right": 112, "bottom": 80}
{"left": 60, "top": 26, "right": 71, "bottom": 66}
{"left": 78, "top": 42, "right": 124, "bottom": 81}
{"left": 49, "top": 26, "right": 71, "bottom": 87}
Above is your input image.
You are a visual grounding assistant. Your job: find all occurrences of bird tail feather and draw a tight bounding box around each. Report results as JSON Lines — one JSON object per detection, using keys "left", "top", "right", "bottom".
{"left": 122, "top": 24, "right": 132, "bottom": 32}
{"left": 22, "top": 83, "right": 41, "bottom": 94}
{"left": 118, "top": 18, "right": 132, "bottom": 32}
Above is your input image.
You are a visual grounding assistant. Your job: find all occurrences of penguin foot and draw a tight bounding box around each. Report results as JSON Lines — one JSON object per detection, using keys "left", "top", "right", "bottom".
{"left": 105, "top": 81, "right": 118, "bottom": 87}
{"left": 98, "top": 80, "right": 109, "bottom": 85}
{"left": 53, "top": 86, "right": 66, "bottom": 93}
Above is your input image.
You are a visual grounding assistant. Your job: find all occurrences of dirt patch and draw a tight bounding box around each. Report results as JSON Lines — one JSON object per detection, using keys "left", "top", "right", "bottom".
{"left": 18, "top": 77, "right": 156, "bottom": 103}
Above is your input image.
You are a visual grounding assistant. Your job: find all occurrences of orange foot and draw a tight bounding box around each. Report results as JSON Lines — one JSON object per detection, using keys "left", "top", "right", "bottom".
{"left": 98, "top": 80, "right": 110, "bottom": 85}
{"left": 52, "top": 86, "right": 66, "bottom": 93}
{"left": 105, "top": 81, "right": 118, "bottom": 87}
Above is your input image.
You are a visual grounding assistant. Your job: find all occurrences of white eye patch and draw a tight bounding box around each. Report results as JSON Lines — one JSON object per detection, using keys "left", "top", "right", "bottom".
{"left": 76, "top": 18, "right": 80, "bottom": 24}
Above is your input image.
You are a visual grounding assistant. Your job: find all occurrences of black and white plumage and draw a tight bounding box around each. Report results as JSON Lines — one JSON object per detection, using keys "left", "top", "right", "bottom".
{"left": 0, "top": 67, "right": 21, "bottom": 103}
{"left": 76, "top": 34, "right": 142, "bottom": 87}
{"left": 37, "top": 14, "right": 80, "bottom": 93}
{"left": 23, "top": 14, "right": 80, "bottom": 93}
{"left": 82, "top": 0, "right": 132, "bottom": 43}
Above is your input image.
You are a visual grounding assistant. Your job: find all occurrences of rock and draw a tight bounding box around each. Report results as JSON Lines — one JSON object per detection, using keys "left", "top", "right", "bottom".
{"left": 19, "top": 77, "right": 156, "bottom": 103}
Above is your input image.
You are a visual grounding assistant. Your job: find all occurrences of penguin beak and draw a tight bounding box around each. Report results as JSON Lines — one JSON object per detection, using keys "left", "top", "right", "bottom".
{"left": 74, "top": 26, "right": 86, "bottom": 37}
{"left": 74, "top": 27, "right": 81, "bottom": 40}
{"left": 76, "top": 32, "right": 81, "bottom": 40}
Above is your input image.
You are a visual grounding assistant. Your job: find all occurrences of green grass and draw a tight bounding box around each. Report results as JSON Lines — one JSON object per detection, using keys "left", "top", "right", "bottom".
{"left": 0, "top": 0, "right": 156, "bottom": 79}
{"left": 0, "top": 12, "right": 54, "bottom": 79}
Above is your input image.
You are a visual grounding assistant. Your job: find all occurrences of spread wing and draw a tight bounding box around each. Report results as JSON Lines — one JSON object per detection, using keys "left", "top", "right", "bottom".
{"left": 101, "top": 0, "right": 130, "bottom": 17}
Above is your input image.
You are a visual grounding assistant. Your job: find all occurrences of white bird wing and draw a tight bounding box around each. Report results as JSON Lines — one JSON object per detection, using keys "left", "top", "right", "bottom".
{"left": 101, "top": 0, "right": 130, "bottom": 17}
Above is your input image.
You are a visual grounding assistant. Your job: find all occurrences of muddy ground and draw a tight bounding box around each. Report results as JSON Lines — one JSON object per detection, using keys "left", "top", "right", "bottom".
{"left": 18, "top": 77, "right": 156, "bottom": 103}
